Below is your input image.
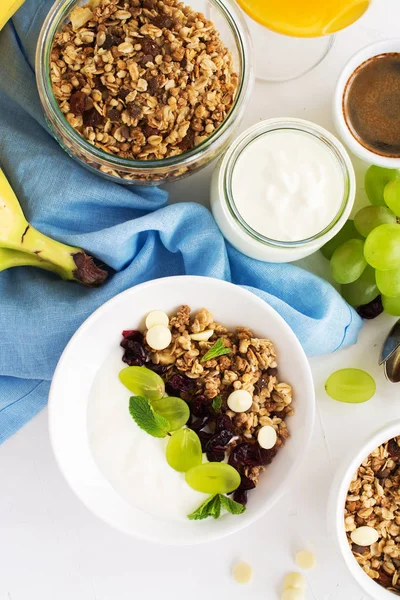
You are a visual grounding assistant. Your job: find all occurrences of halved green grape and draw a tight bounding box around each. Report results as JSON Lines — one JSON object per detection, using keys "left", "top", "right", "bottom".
{"left": 382, "top": 294, "right": 400, "bottom": 316}
{"left": 376, "top": 268, "right": 400, "bottom": 297}
{"left": 341, "top": 266, "right": 378, "bottom": 307}
{"left": 330, "top": 239, "right": 366, "bottom": 284}
{"left": 325, "top": 369, "right": 376, "bottom": 404}
{"left": 384, "top": 178, "right": 400, "bottom": 215}
{"left": 354, "top": 206, "right": 396, "bottom": 237}
{"left": 185, "top": 462, "right": 241, "bottom": 494}
{"left": 152, "top": 396, "right": 190, "bottom": 431}
{"left": 364, "top": 224, "right": 400, "bottom": 270}
{"left": 365, "top": 165, "right": 399, "bottom": 206}
{"left": 166, "top": 428, "right": 202, "bottom": 472}
{"left": 119, "top": 366, "right": 165, "bottom": 401}
{"left": 321, "top": 220, "right": 362, "bottom": 260}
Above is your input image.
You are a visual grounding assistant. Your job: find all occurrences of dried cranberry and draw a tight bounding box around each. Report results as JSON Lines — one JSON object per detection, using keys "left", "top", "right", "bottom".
{"left": 377, "top": 568, "right": 393, "bottom": 588}
{"left": 191, "top": 395, "right": 211, "bottom": 417}
{"left": 83, "top": 108, "right": 104, "bottom": 127}
{"left": 205, "top": 430, "right": 233, "bottom": 454}
{"left": 107, "top": 108, "right": 120, "bottom": 122}
{"left": 259, "top": 446, "right": 278, "bottom": 465}
{"left": 237, "top": 475, "right": 256, "bottom": 491}
{"left": 70, "top": 91, "right": 88, "bottom": 115}
{"left": 166, "top": 374, "right": 195, "bottom": 395}
{"left": 122, "top": 329, "right": 142, "bottom": 340}
{"left": 388, "top": 438, "right": 400, "bottom": 458}
{"left": 190, "top": 415, "right": 210, "bottom": 431}
{"left": 197, "top": 431, "right": 213, "bottom": 452}
{"left": 207, "top": 450, "right": 225, "bottom": 462}
{"left": 152, "top": 15, "right": 175, "bottom": 29}
{"left": 147, "top": 363, "right": 168, "bottom": 376}
{"left": 229, "top": 443, "right": 262, "bottom": 471}
{"left": 140, "top": 37, "right": 159, "bottom": 57}
{"left": 120, "top": 331, "right": 149, "bottom": 366}
{"left": 233, "top": 489, "right": 248, "bottom": 506}
{"left": 357, "top": 296, "right": 383, "bottom": 319}
{"left": 215, "top": 414, "right": 233, "bottom": 433}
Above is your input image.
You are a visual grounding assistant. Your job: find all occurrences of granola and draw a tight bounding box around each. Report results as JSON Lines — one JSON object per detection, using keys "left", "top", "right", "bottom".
{"left": 345, "top": 437, "right": 400, "bottom": 595}
{"left": 121, "top": 306, "right": 294, "bottom": 505}
{"left": 50, "top": 0, "right": 238, "bottom": 161}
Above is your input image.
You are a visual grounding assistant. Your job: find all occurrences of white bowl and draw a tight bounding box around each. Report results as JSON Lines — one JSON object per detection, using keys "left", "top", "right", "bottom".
{"left": 333, "top": 39, "right": 400, "bottom": 168}
{"left": 49, "top": 275, "right": 315, "bottom": 545}
{"left": 329, "top": 420, "right": 400, "bottom": 599}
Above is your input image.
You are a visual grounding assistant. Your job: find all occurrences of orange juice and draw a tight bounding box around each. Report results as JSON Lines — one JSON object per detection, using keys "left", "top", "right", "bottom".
{"left": 236, "top": 0, "right": 371, "bottom": 37}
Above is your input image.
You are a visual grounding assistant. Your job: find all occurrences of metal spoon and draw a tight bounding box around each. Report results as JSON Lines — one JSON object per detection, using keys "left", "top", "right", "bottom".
{"left": 380, "top": 319, "right": 400, "bottom": 383}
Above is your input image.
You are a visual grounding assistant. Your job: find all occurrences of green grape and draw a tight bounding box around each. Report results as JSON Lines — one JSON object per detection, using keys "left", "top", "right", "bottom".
{"left": 365, "top": 165, "right": 398, "bottom": 206}
{"left": 185, "top": 462, "right": 241, "bottom": 494}
{"left": 321, "top": 220, "right": 362, "bottom": 260}
{"left": 341, "top": 266, "right": 378, "bottom": 307}
{"left": 119, "top": 366, "right": 165, "bottom": 401}
{"left": 166, "top": 428, "right": 202, "bottom": 472}
{"left": 325, "top": 369, "right": 376, "bottom": 404}
{"left": 382, "top": 294, "right": 400, "bottom": 316}
{"left": 152, "top": 396, "right": 190, "bottom": 431}
{"left": 384, "top": 179, "right": 400, "bottom": 215}
{"left": 364, "top": 224, "right": 400, "bottom": 270}
{"left": 376, "top": 268, "right": 400, "bottom": 297}
{"left": 354, "top": 206, "right": 396, "bottom": 237}
{"left": 330, "top": 239, "right": 366, "bottom": 284}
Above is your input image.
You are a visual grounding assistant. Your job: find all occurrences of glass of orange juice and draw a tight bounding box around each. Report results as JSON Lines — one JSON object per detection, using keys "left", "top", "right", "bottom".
{"left": 236, "top": 0, "right": 371, "bottom": 81}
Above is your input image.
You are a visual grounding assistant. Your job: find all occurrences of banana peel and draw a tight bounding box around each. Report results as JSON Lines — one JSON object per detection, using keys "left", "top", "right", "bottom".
{"left": 0, "top": 169, "right": 108, "bottom": 286}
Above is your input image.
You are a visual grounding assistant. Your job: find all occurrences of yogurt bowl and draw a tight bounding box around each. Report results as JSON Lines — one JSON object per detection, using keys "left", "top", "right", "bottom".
{"left": 49, "top": 276, "right": 315, "bottom": 544}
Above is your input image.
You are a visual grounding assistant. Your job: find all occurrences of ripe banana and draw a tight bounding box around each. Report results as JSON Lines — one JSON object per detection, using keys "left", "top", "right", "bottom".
{"left": 0, "top": 168, "right": 108, "bottom": 286}
{"left": 0, "top": 0, "right": 25, "bottom": 30}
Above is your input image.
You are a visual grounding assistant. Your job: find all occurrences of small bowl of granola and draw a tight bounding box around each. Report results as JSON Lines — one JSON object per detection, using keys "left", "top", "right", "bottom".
{"left": 35, "top": 0, "right": 253, "bottom": 184}
{"left": 329, "top": 421, "right": 400, "bottom": 598}
{"left": 49, "top": 276, "right": 315, "bottom": 544}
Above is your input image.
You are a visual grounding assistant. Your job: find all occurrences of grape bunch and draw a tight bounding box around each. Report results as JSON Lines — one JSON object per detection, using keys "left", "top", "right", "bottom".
{"left": 321, "top": 165, "right": 400, "bottom": 318}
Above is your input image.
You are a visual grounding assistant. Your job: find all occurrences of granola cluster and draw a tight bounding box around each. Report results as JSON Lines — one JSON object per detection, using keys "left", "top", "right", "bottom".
{"left": 345, "top": 437, "right": 400, "bottom": 594}
{"left": 122, "top": 306, "right": 293, "bottom": 503}
{"left": 50, "top": 0, "right": 238, "bottom": 161}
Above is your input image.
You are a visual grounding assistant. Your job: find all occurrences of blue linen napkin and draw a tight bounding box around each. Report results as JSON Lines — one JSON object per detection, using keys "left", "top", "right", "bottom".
{"left": 0, "top": 0, "right": 362, "bottom": 444}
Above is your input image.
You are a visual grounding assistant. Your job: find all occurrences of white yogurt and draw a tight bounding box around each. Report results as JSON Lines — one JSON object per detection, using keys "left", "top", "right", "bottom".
{"left": 231, "top": 129, "right": 345, "bottom": 242}
{"left": 87, "top": 351, "right": 207, "bottom": 522}
{"left": 211, "top": 119, "right": 356, "bottom": 263}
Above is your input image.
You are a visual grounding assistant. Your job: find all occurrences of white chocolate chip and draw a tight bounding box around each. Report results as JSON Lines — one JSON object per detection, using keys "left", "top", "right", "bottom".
{"left": 295, "top": 550, "right": 316, "bottom": 570}
{"left": 145, "top": 310, "right": 169, "bottom": 329}
{"left": 227, "top": 390, "right": 253, "bottom": 413}
{"left": 257, "top": 425, "right": 277, "bottom": 449}
{"left": 232, "top": 562, "right": 252, "bottom": 584}
{"left": 146, "top": 325, "right": 172, "bottom": 351}
{"left": 351, "top": 526, "right": 379, "bottom": 546}
{"left": 190, "top": 329, "right": 214, "bottom": 342}
{"left": 281, "top": 589, "right": 304, "bottom": 600}
{"left": 283, "top": 572, "right": 306, "bottom": 591}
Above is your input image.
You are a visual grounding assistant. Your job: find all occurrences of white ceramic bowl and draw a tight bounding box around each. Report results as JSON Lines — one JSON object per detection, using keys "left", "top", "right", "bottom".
{"left": 334, "top": 39, "right": 400, "bottom": 168}
{"left": 49, "top": 275, "right": 315, "bottom": 545}
{"left": 329, "top": 420, "right": 400, "bottom": 599}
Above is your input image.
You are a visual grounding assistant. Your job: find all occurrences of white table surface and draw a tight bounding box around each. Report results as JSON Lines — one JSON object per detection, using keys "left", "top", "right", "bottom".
{"left": 1, "top": 2, "right": 400, "bottom": 599}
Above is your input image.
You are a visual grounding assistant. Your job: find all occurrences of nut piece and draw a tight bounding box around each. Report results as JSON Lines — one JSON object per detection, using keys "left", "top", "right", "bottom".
{"left": 232, "top": 562, "right": 252, "bottom": 584}
{"left": 146, "top": 325, "right": 171, "bottom": 350}
{"left": 257, "top": 425, "right": 277, "bottom": 450}
{"left": 350, "top": 526, "right": 379, "bottom": 547}
{"left": 190, "top": 329, "right": 214, "bottom": 342}
{"left": 145, "top": 310, "right": 169, "bottom": 329}
{"left": 283, "top": 572, "right": 306, "bottom": 591}
{"left": 227, "top": 390, "right": 253, "bottom": 413}
{"left": 295, "top": 550, "right": 316, "bottom": 570}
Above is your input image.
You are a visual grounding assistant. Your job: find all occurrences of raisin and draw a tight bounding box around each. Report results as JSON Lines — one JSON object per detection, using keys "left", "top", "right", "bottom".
{"left": 70, "top": 91, "right": 88, "bottom": 115}
{"left": 152, "top": 15, "right": 175, "bottom": 29}
{"left": 142, "top": 0, "right": 155, "bottom": 7}
{"left": 237, "top": 475, "right": 256, "bottom": 491}
{"left": 83, "top": 108, "right": 105, "bottom": 127}
{"left": 102, "top": 34, "right": 122, "bottom": 50}
{"left": 215, "top": 413, "right": 233, "bottom": 433}
{"left": 206, "top": 450, "right": 225, "bottom": 462}
{"left": 204, "top": 430, "right": 233, "bottom": 454}
{"left": 376, "top": 467, "right": 393, "bottom": 479}
{"left": 141, "top": 53, "right": 154, "bottom": 66}
{"left": 140, "top": 36, "right": 159, "bottom": 57}
{"left": 233, "top": 489, "right": 248, "bottom": 506}
{"left": 166, "top": 374, "right": 195, "bottom": 395}
{"left": 377, "top": 568, "right": 393, "bottom": 588}
{"left": 356, "top": 296, "right": 383, "bottom": 319}
{"left": 190, "top": 415, "right": 210, "bottom": 431}
{"left": 147, "top": 76, "right": 159, "bottom": 95}
{"left": 128, "top": 104, "right": 143, "bottom": 119}
{"left": 259, "top": 446, "right": 278, "bottom": 465}
{"left": 388, "top": 438, "right": 400, "bottom": 458}
{"left": 352, "top": 543, "right": 368, "bottom": 555}
{"left": 178, "top": 129, "right": 195, "bottom": 151}
{"left": 197, "top": 431, "right": 213, "bottom": 452}
{"left": 107, "top": 108, "right": 120, "bottom": 122}
{"left": 191, "top": 395, "right": 212, "bottom": 417}
{"left": 229, "top": 443, "right": 262, "bottom": 471}
{"left": 119, "top": 88, "right": 131, "bottom": 100}
{"left": 147, "top": 363, "right": 168, "bottom": 376}
{"left": 142, "top": 123, "right": 159, "bottom": 138}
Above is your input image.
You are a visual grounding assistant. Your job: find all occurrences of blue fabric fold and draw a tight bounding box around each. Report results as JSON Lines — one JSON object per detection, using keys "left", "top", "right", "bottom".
{"left": 0, "top": 0, "right": 362, "bottom": 443}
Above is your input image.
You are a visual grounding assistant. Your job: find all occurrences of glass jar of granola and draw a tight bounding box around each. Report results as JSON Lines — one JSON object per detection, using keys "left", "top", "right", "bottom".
{"left": 35, "top": 0, "right": 253, "bottom": 185}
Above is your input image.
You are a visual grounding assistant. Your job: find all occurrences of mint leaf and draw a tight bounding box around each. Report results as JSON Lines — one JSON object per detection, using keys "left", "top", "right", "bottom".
{"left": 220, "top": 494, "right": 246, "bottom": 515}
{"left": 212, "top": 395, "right": 222, "bottom": 411}
{"left": 187, "top": 494, "right": 221, "bottom": 520}
{"left": 187, "top": 494, "right": 246, "bottom": 520}
{"left": 201, "top": 338, "right": 232, "bottom": 363}
{"left": 129, "top": 396, "right": 169, "bottom": 438}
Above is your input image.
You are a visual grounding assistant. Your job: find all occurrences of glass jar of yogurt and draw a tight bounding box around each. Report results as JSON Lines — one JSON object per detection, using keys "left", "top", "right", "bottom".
{"left": 211, "top": 118, "right": 356, "bottom": 262}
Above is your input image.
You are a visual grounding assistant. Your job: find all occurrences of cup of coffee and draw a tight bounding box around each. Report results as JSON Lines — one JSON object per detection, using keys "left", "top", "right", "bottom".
{"left": 334, "top": 39, "right": 400, "bottom": 167}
